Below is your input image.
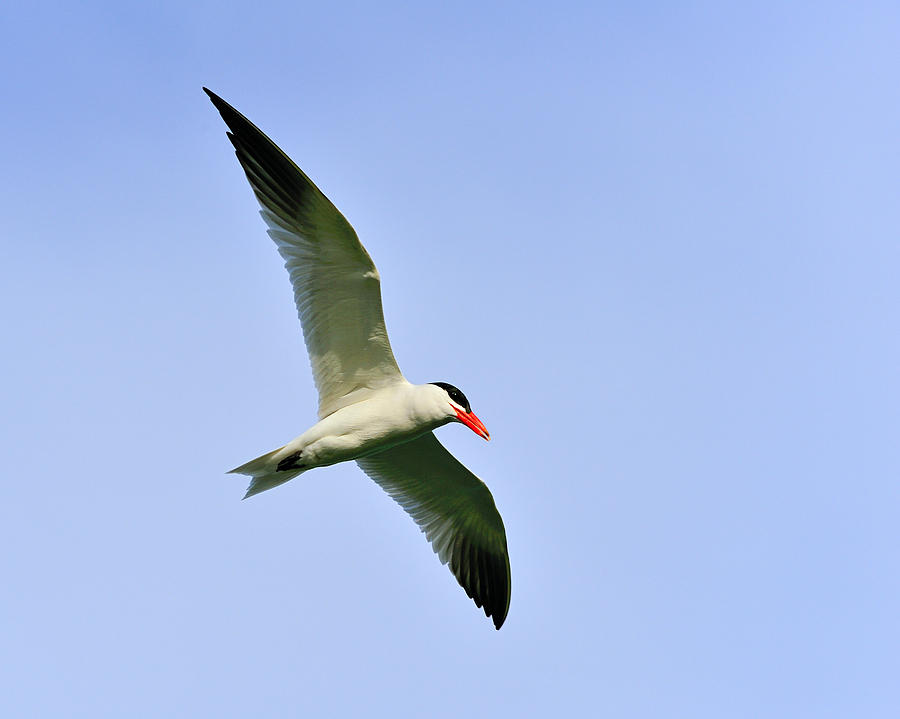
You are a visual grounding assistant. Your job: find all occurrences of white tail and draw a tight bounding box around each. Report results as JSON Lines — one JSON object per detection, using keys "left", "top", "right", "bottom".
{"left": 229, "top": 445, "right": 305, "bottom": 499}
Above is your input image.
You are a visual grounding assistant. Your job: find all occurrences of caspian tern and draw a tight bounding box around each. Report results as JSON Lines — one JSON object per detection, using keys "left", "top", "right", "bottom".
{"left": 205, "top": 89, "right": 511, "bottom": 629}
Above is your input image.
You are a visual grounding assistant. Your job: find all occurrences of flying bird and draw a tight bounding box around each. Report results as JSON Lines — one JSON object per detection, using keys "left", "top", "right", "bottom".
{"left": 205, "top": 88, "right": 511, "bottom": 629}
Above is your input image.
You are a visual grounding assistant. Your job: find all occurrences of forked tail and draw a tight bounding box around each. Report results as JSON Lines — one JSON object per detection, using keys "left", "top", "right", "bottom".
{"left": 229, "top": 445, "right": 305, "bottom": 499}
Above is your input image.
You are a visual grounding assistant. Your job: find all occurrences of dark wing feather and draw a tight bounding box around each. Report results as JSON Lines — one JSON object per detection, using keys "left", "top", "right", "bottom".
{"left": 357, "top": 433, "right": 511, "bottom": 629}
{"left": 205, "top": 88, "right": 404, "bottom": 418}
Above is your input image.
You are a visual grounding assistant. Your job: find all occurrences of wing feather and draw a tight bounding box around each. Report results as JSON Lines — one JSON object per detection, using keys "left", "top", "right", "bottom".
{"left": 357, "top": 433, "right": 511, "bottom": 629}
{"left": 205, "top": 88, "right": 404, "bottom": 418}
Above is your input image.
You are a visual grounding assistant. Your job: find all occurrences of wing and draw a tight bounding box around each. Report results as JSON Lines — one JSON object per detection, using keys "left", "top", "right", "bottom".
{"left": 357, "top": 433, "right": 511, "bottom": 629}
{"left": 205, "top": 88, "right": 404, "bottom": 419}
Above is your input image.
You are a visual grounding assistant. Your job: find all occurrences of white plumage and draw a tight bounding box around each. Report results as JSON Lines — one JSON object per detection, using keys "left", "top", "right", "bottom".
{"left": 206, "top": 88, "right": 511, "bottom": 629}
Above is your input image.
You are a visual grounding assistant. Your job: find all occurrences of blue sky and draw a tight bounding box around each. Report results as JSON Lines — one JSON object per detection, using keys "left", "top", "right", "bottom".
{"left": 2, "top": 1, "right": 898, "bottom": 716}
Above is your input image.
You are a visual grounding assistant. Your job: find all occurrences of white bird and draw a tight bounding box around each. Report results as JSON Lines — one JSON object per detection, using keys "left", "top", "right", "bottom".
{"left": 205, "top": 89, "right": 511, "bottom": 629}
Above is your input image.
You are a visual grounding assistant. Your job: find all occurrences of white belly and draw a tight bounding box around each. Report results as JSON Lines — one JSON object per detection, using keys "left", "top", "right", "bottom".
{"left": 286, "top": 386, "right": 447, "bottom": 468}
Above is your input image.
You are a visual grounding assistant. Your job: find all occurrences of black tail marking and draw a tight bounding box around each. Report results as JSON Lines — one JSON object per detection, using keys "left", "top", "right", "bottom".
{"left": 276, "top": 452, "right": 304, "bottom": 472}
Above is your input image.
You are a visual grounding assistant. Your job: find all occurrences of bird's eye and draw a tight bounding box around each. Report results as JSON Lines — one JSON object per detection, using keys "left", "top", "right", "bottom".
{"left": 451, "top": 389, "right": 470, "bottom": 412}
{"left": 430, "top": 382, "right": 471, "bottom": 413}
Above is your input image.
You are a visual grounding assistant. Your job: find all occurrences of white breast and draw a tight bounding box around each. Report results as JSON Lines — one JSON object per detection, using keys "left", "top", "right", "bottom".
{"left": 288, "top": 383, "right": 449, "bottom": 467}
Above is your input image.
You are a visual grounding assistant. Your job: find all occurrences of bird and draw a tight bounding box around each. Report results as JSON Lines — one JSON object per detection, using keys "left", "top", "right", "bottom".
{"left": 204, "top": 88, "right": 511, "bottom": 629}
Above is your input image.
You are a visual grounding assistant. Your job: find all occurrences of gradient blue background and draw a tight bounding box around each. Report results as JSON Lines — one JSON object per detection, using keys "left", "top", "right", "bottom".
{"left": 2, "top": 2, "right": 898, "bottom": 716}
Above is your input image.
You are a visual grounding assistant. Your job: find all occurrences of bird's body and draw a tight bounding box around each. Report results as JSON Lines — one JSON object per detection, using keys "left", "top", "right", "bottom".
{"left": 279, "top": 382, "right": 446, "bottom": 468}
{"left": 232, "top": 382, "right": 463, "bottom": 489}
{"left": 205, "top": 88, "right": 510, "bottom": 629}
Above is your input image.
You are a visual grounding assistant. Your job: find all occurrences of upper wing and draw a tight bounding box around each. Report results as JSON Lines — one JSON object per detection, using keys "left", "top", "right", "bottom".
{"left": 205, "top": 89, "right": 404, "bottom": 418}
{"left": 356, "top": 433, "right": 511, "bottom": 629}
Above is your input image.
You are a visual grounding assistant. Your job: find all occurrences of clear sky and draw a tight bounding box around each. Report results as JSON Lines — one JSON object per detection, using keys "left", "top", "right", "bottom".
{"left": 2, "top": 1, "right": 898, "bottom": 716}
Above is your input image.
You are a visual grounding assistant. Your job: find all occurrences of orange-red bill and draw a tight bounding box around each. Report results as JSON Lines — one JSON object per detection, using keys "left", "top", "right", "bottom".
{"left": 454, "top": 407, "right": 490, "bottom": 441}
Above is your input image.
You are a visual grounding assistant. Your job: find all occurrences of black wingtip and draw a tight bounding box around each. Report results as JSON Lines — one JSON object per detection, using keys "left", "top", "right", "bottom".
{"left": 202, "top": 87, "right": 222, "bottom": 107}
{"left": 203, "top": 87, "right": 237, "bottom": 120}
{"left": 492, "top": 602, "right": 508, "bottom": 630}
{"left": 202, "top": 88, "right": 274, "bottom": 151}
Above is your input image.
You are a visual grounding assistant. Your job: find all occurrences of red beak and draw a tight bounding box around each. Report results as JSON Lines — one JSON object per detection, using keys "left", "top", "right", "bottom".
{"left": 454, "top": 407, "right": 490, "bottom": 441}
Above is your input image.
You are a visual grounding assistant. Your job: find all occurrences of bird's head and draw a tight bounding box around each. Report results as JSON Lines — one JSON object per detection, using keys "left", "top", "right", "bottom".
{"left": 429, "top": 382, "right": 490, "bottom": 441}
